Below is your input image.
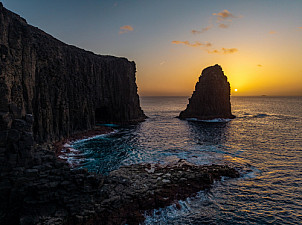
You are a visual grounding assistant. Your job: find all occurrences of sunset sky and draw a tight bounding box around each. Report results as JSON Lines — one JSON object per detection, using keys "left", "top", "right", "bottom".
{"left": 2, "top": 0, "right": 302, "bottom": 96}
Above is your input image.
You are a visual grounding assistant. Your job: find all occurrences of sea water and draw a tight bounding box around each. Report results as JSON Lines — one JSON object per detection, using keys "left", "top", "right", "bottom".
{"left": 67, "top": 96, "right": 302, "bottom": 224}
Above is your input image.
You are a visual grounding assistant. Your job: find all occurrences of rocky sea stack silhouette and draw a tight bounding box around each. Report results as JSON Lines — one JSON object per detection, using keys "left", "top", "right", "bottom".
{"left": 179, "top": 64, "right": 235, "bottom": 120}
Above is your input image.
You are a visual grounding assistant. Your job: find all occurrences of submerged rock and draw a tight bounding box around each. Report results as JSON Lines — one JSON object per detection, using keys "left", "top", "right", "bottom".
{"left": 179, "top": 64, "right": 235, "bottom": 120}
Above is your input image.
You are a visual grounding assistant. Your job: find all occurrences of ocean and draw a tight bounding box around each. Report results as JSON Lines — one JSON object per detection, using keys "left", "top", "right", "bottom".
{"left": 64, "top": 96, "right": 302, "bottom": 224}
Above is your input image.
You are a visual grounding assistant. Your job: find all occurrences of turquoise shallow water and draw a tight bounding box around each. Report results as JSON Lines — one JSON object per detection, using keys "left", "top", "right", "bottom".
{"left": 65, "top": 96, "right": 302, "bottom": 224}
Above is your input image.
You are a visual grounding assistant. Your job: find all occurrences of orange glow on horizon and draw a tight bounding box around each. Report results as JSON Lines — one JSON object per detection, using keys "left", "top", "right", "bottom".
{"left": 133, "top": 5, "right": 302, "bottom": 97}
{"left": 137, "top": 43, "right": 302, "bottom": 97}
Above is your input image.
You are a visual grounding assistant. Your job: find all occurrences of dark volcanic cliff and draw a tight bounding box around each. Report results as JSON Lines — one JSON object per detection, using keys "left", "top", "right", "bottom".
{"left": 0, "top": 4, "right": 146, "bottom": 223}
{"left": 179, "top": 64, "right": 235, "bottom": 120}
{"left": 0, "top": 3, "right": 145, "bottom": 146}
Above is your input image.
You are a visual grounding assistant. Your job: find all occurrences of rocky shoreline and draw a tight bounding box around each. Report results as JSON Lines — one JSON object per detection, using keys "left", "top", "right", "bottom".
{"left": 1, "top": 140, "right": 240, "bottom": 225}
{"left": 99, "top": 161, "right": 240, "bottom": 224}
{"left": 54, "top": 126, "right": 114, "bottom": 158}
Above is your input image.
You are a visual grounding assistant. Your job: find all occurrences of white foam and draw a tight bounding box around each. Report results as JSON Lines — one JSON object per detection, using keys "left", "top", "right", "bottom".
{"left": 69, "top": 148, "right": 79, "bottom": 153}
{"left": 72, "top": 130, "right": 117, "bottom": 144}
{"left": 201, "top": 118, "right": 232, "bottom": 123}
{"left": 186, "top": 118, "right": 232, "bottom": 123}
{"left": 63, "top": 143, "right": 71, "bottom": 148}
{"left": 58, "top": 155, "right": 68, "bottom": 160}
{"left": 186, "top": 118, "right": 198, "bottom": 121}
{"left": 145, "top": 164, "right": 156, "bottom": 173}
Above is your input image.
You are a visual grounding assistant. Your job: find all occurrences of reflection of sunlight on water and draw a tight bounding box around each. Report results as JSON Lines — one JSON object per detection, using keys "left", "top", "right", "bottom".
{"left": 223, "top": 155, "right": 249, "bottom": 164}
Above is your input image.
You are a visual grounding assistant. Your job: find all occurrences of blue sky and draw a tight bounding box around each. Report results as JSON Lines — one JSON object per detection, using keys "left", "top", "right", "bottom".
{"left": 2, "top": 0, "right": 302, "bottom": 96}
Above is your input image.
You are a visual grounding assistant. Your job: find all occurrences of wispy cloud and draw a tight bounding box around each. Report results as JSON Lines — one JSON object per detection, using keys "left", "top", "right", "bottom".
{"left": 222, "top": 48, "right": 238, "bottom": 54}
{"left": 218, "top": 23, "right": 229, "bottom": 28}
{"left": 212, "top": 9, "right": 240, "bottom": 29}
{"left": 119, "top": 25, "right": 134, "bottom": 34}
{"left": 191, "top": 9, "right": 241, "bottom": 35}
{"left": 172, "top": 41, "right": 237, "bottom": 54}
{"left": 298, "top": 27, "right": 302, "bottom": 29}
{"left": 257, "top": 64, "right": 263, "bottom": 67}
{"left": 269, "top": 30, "right": 277, "bottom": 34}
{"left": 208, "top": 48, "right": 238, "bottom": 54}
{"left": 160, "top": 61, "right": 166, "bottom": 66}
{"left": 191, "top": 25, "right": 213, "bottom": 34}
{"left": 172, "top": 40, "right": 212, "bottom": 47}
{"left": 213, "top": 9, "right": 237, "bottom": 22}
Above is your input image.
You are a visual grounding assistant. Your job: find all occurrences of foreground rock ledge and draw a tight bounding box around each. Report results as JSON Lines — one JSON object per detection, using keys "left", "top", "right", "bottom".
{"left": 98, "top": 161, "right": 240, "bottom": 225}
{"left": 3, "top": 149, "right": 239, "bottom": 225}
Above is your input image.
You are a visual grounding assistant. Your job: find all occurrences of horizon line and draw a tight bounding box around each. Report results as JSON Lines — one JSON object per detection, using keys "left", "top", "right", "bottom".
{"left": 140, "top": 95, "right": 302, "bottom": 97}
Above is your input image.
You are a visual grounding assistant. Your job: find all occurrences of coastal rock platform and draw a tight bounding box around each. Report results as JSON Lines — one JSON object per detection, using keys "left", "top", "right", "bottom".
{"left": 100, "top": 162, "right": 240, "bottom": 224}
{"left": 1, "top": 147, "right": 239, "bottom": 225}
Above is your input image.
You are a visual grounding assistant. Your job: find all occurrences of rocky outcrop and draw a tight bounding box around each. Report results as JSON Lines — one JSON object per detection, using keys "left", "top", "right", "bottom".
{"left": 179, "top": 64, "right": 235, "bottom": 120}
{"left": 98, "top": 162, "right": 239, "bottom": 224}
{"left": 0, "top": 155, "right": 239, "bottom": 225}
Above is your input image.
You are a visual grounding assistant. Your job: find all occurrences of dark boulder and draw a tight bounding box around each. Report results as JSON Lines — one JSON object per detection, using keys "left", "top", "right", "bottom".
{"left": 179, "top": 64, "right": 235, "bottom": 120}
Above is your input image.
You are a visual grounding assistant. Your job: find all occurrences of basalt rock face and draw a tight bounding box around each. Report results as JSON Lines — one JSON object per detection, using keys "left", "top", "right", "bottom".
{"left": 0, "top": 3, "right": 145, "bottom": 148}
{"left": 0, "top": 4, "right": 146, "bottom": 223}
{"left": 179, "top": 64, "right": 235, "bottom": 120}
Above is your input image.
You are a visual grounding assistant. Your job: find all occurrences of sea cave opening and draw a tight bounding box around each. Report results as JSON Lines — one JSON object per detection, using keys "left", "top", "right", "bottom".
{"left": 95, "top": 106, "right": 111, "bottom": 123}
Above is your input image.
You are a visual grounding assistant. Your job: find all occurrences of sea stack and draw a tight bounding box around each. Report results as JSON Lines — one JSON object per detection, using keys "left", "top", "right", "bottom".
{"left": 179, "top": 64, "right": 235, "bottom": 120}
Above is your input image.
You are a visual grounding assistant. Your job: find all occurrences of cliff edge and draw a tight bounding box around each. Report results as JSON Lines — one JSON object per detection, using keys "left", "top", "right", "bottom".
{"left": 179, "top": 64, "right": 235, "bottom": 120}
{"left": 0, "top": 3, "right": 146, "bottom": 223}
{"left": 0, "top": 3, "right": 145, "bottom": 147}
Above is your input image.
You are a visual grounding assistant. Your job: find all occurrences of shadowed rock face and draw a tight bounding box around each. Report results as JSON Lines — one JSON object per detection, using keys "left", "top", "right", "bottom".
{"left": 179, "top": 64, "right": 235, "bottom": 120}
{"left": 0, "top": 3, "right": 146, "bottom": 146}
{"left": 96, "top": 162, "right": 240, "bottom": 225}
{"left": 0, "top": 155, "right": 239, "bottom": 225}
